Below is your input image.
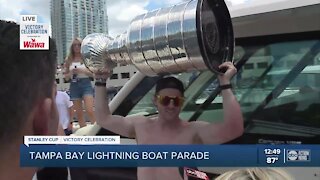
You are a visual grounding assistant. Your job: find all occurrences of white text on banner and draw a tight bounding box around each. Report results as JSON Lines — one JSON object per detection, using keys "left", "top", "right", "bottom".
{"left": 24, "top": 136, "right": 120, "bottom": 146}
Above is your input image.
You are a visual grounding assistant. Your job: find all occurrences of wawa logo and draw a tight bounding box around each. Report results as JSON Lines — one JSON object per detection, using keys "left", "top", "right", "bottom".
{"left": 23, "top": 38, "right": 45, "bottom": 48}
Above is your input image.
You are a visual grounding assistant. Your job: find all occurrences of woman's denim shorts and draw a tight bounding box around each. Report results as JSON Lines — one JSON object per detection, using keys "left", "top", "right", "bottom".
{"left": 69, "top": 78, "right": 93, "bottom": 100}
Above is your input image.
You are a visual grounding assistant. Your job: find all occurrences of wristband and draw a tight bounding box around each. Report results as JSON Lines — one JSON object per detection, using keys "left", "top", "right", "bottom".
{"left": 219, "top": 84, "right": 232, "bottom": 90}
{"left": 95, "top": 82, "right": 107, "bottom": 87}
{"left": 95, "top": 78, "right": 107, "bottom": 83}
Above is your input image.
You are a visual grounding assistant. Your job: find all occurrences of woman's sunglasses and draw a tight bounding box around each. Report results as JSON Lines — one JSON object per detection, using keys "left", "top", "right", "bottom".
{"left": 156, "top": 95, "right": 184, "bottom": 107}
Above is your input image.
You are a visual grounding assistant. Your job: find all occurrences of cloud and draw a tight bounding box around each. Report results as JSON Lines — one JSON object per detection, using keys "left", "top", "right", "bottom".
{"left": 107, "top": 0, "right": 149, "bottom": 37}
{"left": 0, "top": 0, "right": 50, "bottom": 24}
{"left": 107, "top": 0, "right": 185, "bottom": 37}
{"left": 0, "top": 0, "right": 185, "bottom": 37}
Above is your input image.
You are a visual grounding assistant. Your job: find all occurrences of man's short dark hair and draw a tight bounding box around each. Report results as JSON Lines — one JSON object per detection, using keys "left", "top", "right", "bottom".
{"left": 0, "top": 20, "right": 57, "bottom": 144}
{"left": 155, "top": 76, "right": 184, "bottom": 95}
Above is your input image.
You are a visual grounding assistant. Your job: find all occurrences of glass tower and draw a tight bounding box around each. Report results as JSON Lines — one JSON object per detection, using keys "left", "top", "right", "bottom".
{"left": 51, "top": 0, "right": 108, "bottom": 64}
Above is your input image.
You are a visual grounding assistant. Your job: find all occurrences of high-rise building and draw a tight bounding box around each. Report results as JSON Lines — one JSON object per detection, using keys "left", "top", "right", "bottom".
{"left": 51, "top": 0, "right": 108, "bottom": 64}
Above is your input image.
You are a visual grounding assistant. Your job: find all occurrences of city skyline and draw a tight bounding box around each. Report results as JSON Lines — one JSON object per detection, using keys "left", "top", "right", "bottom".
{"left": 0, "top": 0, "right": 190, "bottom": 37}
{"left": 51, "top": 0, "right": 108, "bottom": 64}
{"left": 0, "top": 0, "right": 247, "bottom": 37}
{"left": 0, "top": 0, "right": 246, "bottom": 64}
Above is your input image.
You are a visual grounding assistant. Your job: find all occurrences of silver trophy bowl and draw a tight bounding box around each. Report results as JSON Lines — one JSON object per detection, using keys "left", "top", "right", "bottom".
{"left": 81, "top": 0, "right": 234, "bottom": 76}
{"left": 81, "top": 33, "right": 116, "bottom": 72}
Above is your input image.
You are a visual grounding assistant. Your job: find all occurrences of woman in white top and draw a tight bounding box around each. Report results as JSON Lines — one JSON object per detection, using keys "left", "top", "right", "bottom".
{"left": 63, "top": 38, "right": 96, "bottom": 127}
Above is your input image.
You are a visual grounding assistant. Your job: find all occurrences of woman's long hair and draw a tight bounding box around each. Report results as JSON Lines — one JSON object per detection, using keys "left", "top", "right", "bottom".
{"left": 65, "top": 37, "right": 83, "bottom": 68}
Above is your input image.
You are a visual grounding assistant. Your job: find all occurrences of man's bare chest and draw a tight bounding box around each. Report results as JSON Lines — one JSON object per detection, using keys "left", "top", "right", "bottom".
{"left": 135, "top": 125, "right": 197, "bottom": 144}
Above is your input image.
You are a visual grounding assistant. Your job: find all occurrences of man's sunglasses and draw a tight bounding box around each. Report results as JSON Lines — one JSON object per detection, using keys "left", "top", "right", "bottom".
{"left": 156, "top": 95, "right": 184, "bottom": 107}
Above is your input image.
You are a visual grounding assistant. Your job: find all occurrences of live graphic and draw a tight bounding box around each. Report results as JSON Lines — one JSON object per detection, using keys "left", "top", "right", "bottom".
{"left": 20, "top": 15, "right": 49, "bottom": 50}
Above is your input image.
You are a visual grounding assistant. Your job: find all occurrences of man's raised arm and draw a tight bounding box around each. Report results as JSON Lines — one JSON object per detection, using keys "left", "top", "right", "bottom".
{"left": 94, "top": 72, "right": 141, "bottom": 138}
{"left": 193, "top": 62, "right": 244, "bottom": 144}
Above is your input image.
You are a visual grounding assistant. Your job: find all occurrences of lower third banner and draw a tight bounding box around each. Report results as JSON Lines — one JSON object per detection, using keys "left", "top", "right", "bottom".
{"left": 20, "top": 145, "right": 320, "bottom": 167}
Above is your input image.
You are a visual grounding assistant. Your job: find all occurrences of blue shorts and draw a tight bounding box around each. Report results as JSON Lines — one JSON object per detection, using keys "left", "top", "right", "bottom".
{"left": 69, "top": 78, "right": 93, "bottom": 100}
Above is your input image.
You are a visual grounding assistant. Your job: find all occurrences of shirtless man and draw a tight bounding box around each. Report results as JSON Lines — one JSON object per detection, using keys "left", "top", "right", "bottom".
{"left": 94, "top": 62, "right": 244, "bottom": 180}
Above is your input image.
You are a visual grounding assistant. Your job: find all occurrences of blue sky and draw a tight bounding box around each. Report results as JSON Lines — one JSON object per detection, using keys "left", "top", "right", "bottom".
{"left": 145, "top": 0, "right": 182, "bottom": 10}
{"left": 106, "top": 0, "right": 186, "bottom": 36}
{"left": 145, "top": 1, "right": 162, "bottom": 10}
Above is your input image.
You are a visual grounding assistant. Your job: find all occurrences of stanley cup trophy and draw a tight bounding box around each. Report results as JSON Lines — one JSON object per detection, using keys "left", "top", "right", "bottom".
{"left": 81, "top": 0, "right": 234, "bottom": 76}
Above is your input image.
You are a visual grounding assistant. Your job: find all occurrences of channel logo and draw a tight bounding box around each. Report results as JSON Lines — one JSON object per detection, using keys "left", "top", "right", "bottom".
{"left": 286, "top": 149, "right": 310, "bottom": 161}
